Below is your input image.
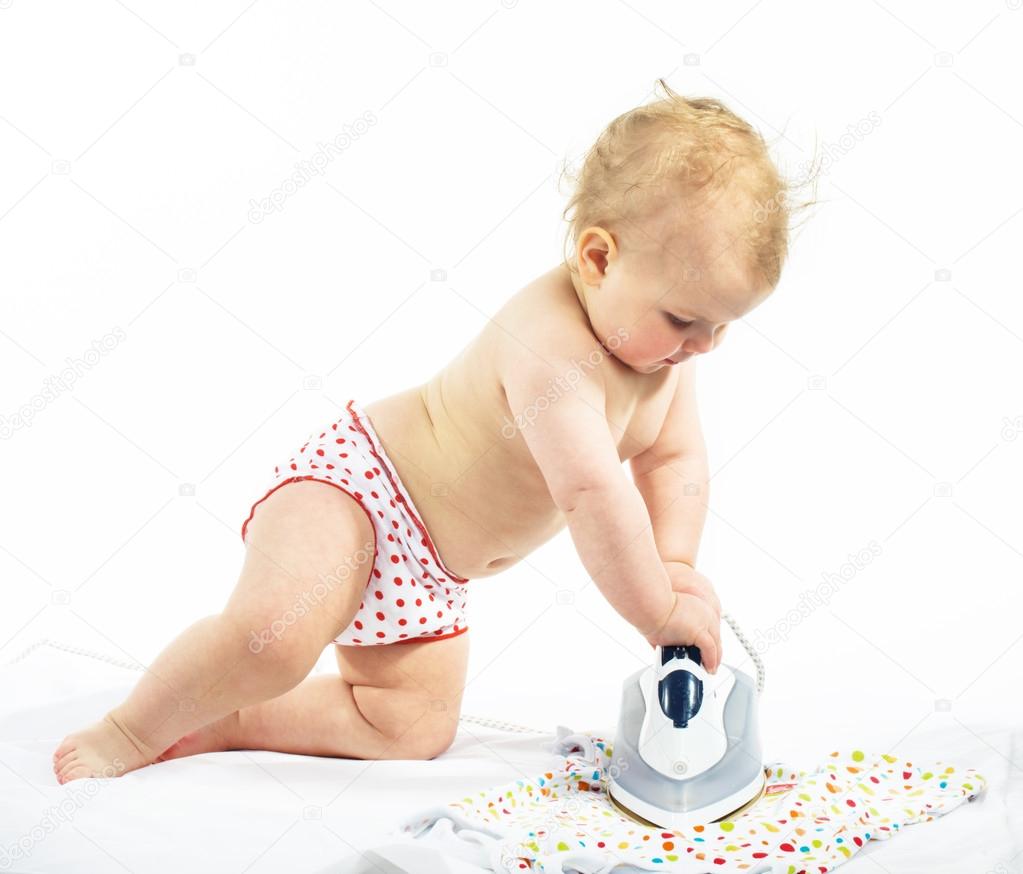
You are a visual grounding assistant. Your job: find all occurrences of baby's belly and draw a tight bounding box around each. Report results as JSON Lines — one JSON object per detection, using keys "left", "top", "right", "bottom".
{"left": 361, "top": 390, "right": 565, "bottom": 580}
{"left": 401, "top": 474, "right": 566, "bottom": 579}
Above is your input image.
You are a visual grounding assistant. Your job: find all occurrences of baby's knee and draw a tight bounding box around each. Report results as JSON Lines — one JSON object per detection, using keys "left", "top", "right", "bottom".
{"left": 378, "top": 724, "right": 456, "bottom": 761}
{"left": 222, "top": 611, "right": 320, "bottom": 686}
{"left": 411, "top": 725, "right": 457, "bottom": 760}
{"left": 366, "top": 694, "right": 459, "bottom": 761}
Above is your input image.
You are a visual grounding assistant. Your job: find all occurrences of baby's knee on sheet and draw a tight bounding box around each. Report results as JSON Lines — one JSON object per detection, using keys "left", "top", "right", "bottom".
{"left": 382, "top": 722, "right": 457, "bottom": 761}
{"left": 355, "top": 686, "right": 459, "bottom": 761}
{"left": 408, "top": 717, "right": 459, "bottom": 760}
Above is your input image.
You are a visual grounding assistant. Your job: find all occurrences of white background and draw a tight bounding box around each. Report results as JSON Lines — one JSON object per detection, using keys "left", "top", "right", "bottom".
{"left": 1, "top": 0, "right": 1020, "bottom": 865}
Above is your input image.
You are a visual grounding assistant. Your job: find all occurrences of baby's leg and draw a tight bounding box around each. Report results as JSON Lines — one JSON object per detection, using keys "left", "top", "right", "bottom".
{"left": 158, "top": 632, "right": 469, "bottom": 763}
{"left": 53, "top": 480, "right": 377, "bottom": 783}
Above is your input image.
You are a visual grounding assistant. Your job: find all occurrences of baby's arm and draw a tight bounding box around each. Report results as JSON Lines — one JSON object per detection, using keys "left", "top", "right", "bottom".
{"left": 629, "top": 360, "right": 710, "bottom": 561}
{"left": 502, "top": 353, "right": 676, "bottom": 640}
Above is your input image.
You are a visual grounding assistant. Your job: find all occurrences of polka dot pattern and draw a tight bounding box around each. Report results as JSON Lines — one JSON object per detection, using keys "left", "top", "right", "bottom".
{"left": 400, "top": 730, "right": 987, "bottom": 871}
{"left": 240, "top": 399, "right": 470, "bottom": 647}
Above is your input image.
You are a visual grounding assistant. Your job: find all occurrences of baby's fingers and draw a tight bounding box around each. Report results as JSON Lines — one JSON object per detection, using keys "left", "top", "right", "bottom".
{"left": 693, "top": 627, "right": 719, "bottom": 675}
{"left": 712, "top": 618, "right": 722, "bottom": 672}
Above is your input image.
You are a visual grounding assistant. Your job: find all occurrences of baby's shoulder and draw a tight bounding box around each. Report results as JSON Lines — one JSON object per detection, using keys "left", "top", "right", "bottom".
{"left": 492, "top": 271, "right": 605, "bottom": 375}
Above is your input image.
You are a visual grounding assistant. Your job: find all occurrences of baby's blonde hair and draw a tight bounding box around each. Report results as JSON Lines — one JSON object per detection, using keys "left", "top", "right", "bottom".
{"left": 559, "top": 79, "right": 819, "bottom": 291}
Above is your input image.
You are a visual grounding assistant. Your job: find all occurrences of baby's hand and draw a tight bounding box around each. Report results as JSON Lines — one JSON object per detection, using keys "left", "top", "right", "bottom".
{"left": 642, "top": 591, "right": 722, "bottom": 674}
{"left": 664, "top": 561, "right": 721, "bottom": 618}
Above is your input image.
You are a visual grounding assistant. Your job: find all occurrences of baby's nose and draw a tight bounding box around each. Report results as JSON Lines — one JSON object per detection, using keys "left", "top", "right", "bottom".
{"left": 687, "top": 339, "right": 712, "bottom": 358}
{"left": 684, "top": 332, "right": 715, "bottom": 355}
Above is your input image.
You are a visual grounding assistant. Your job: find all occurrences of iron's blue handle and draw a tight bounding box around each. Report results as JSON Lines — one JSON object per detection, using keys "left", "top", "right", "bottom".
{"left": 656, "top": 645, "right": 704, "bottom": 728}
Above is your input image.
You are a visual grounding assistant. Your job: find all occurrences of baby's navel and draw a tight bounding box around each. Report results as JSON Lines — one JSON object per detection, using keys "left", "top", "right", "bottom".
{"left": 486, "top": 556, "right": 515, "bottom": 569}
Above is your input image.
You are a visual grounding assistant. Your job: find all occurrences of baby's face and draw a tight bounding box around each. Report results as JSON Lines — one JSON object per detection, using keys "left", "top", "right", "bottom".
{"left": 579, "top": 216, "right": 773, "bottom": 373}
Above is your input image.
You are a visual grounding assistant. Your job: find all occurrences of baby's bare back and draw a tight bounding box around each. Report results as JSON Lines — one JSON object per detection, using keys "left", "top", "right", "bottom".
{"left": 361, "top": 265, "right": 678, "bottom": 580}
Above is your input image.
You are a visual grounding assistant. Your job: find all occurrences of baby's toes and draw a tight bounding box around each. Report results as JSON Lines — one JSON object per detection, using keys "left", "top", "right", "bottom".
{"left": 59, "top": 762, "right": 92, "bottom": 784}
{"left": 53, "top": 736, "right": 75, "bottom": 761}
{"left": 56, "top": 756, "right": 81, "bottom": 783}
{"left": 54, "top": 745, "right": 78, "bottom": 772}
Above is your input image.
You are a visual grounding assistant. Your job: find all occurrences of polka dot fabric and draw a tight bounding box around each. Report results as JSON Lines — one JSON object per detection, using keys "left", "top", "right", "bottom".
{"left": 399, "top": 727, "right": 987, "bottom": 873}
{"left": 240, "top": 399, "right": 470, "bottom": 647}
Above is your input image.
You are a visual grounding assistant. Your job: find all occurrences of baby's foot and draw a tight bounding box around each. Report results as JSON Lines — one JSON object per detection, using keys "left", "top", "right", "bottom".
{"left": 52, "top": 712, "right": 158, "bottom": 784}
{"left": 155, "top": 715, "right": 236, "bottom": 763}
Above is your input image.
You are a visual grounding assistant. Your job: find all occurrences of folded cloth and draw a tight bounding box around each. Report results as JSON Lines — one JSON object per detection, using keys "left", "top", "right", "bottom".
{"left": 397, "top": 725, "right": 988, "bottom": 874}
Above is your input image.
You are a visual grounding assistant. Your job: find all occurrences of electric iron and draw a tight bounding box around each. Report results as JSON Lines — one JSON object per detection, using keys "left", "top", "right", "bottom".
{"left": 607, "top": 612, "right": 767, "bottom": 829}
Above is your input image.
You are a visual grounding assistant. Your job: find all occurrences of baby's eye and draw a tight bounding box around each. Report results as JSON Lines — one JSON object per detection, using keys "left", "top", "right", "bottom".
{"left": 665, "top": 312, "right": 693, "bottom": 329}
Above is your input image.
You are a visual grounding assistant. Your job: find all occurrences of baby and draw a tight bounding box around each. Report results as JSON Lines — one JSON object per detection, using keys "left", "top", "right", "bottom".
{"left": 54, "top": 81, "right": 808, "bottom": 783}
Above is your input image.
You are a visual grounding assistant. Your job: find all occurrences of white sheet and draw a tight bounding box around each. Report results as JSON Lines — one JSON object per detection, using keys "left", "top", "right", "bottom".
{"left": 0, "top": 642, "right": 1017, "bottom": 873}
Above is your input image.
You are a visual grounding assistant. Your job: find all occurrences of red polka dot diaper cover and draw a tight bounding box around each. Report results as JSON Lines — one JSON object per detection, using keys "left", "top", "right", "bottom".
{"left": 240, "top": 398, "right": 470, "bottom": 646}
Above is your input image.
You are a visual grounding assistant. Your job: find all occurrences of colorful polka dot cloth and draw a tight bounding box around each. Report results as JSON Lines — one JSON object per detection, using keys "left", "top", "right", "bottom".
{"left": 399, "top": 725, "right": 988, "bottom": 873}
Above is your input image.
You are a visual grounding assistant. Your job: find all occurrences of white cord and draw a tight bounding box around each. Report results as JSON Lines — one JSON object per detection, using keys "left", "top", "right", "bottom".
{"left": 4, "top": 638, "right": 145, "bottom": 671}
{"left": 456, "top": 713, "right": 548, "bottom": 734}
{"left": 721, "top": 611, "right": 765, "bottom": 694}
{"left": 6, "top": 620, "right": 765, "bottom": 737}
